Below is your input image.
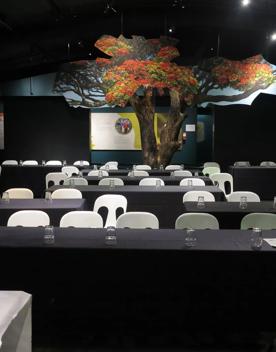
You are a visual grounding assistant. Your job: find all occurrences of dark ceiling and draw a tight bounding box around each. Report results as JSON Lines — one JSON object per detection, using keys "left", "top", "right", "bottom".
{"left": 1, "top": 0, "right": 276, "bottom": 81}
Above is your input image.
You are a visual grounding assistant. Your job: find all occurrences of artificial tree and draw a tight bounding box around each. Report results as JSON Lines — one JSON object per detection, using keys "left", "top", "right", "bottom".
{"left": 55, "top": 35, "right": 276, "bottom": 167}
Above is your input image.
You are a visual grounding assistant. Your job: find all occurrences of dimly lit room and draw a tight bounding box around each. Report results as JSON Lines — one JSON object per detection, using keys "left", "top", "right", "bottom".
{"left": 1, "top": 1, "right": 276, "bottom": 351}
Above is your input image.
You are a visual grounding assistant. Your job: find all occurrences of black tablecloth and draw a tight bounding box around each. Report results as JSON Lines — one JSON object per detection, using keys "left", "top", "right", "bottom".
{"left": 0, "top": 227, "right": 276, "bottom": 343}
{"left": 229, "top": 166, "right": 276, "bottom": 200}
{"left": 47, "top": 185, "right": 225, "bottom": 228}
{"left": 184, "top": 201, "right": 276, "bottom": 229}
{"left": 84, "top": 175, "right": 212, "bottom": 186}
{"left": 0, "top": 199, "right": 87, "bottom": 226}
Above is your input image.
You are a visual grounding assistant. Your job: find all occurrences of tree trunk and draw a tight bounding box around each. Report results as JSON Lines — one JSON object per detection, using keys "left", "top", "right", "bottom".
{"left": 130, "top": 91, "right": 158, "bottom": 167}
{"left": 130, "top": 90, "right": 187, "bottom": 168}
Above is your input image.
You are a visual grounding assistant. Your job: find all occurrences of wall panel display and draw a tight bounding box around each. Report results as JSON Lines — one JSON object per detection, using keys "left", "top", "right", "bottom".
{"left": 90, "top": 111, "right": 183, "bottom": 150}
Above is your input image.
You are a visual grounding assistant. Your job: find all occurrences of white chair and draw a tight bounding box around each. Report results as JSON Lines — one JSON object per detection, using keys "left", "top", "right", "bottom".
{"left": 63, "top": 177, "right": 88, "bottom": 186}
{"left": 210, "top": 173, "right": 233, "bottom": 195}
{"left": 105, "top": 161, "right": 119, "bottom": 167}
{"left": 87, "top": 170, "right": 109, "bottom": 176}
{"left": 202, "top": 166, "right": 220, "bottom": 176}
{"left": 260, "top": 161, "right": 276, "bottom": 166}
{"left": 227, "top": 191, "right": 260, "bottom": 202}
{"left": 116, "top": 212, "right": 159, "bottom": 229}
{"left": 98, "top": 178, "right": 124, "bottom": 186}
{"left": 139, "top": 178, "right": 165, "bottom": 186}
{"left": 51, "top": 189, "right": 82, "bottom": 199}
{"left": 127, "top": 170, "right": 149, "bottom": 176}
{"left": 73, "top": 160, "right": 90, "bottom": 166}
{"left": 135, "top": 165, "right": 151, "bottom": 170}
{"left": 62, "top": 166, "right": 79, "bottom": 177}
{"left": 7, "top": 210, "right": 50, "bottom": 227}
{"left": 172, "top": 170, "right": 193, "bottom": 177}
{"left": 2, "top": 160, "right": 18, "bottom": 165}
{"left": 100, "top": 165, "right": 118, "bottom": 170}
{"left": 45, "top": 160, "right": 62, "bottom": 166}
{"left": 241, "top": 213, "right": 276, "bottom": 230}
{"left": 4, "top": 188, "right": 34, "bottom": 199}
{"left": 22, "top": 160, "right": 38, "bottom": 166}
{"left": 93, "top": 194, "right": 127, "bottom": 228}
{"left": 234, "top": 161, "right": 250, "bottom": 167}
{"left": 175, "top": 213, "right": 219, "bottom": 230}
{"left": 60, "top": 211, "right": 103, "bottom": 228}
{"left": 46, "top": 172, "right": 68, "bottom": 188}
{"left": 165, "top": 165, "right": 182, "bottom": 171}
{"left": 179, "top": 178, "right": 205, "bottom": 186}
{"left": 183, "top": 191, "right": 215, "bottom": 202}
{"left": 203, "top": 162, "right": 220, "bottom": 168}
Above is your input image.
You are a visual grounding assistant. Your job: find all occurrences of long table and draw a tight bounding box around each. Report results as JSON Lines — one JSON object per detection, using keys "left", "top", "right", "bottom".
{"left": 229, "top": 166, "right": 276, "bottom": 200}
{"left": 81, "top": 168, "right": 204, "bottom": 177}
{"left": 184, "top": 201, "right": 276, "bottom": 229}
{"left": 0, "top": 227, "right": 276, "bottom": 348}
{"left": 84, "top": 175, "right": 212, "bottom": 186}
{"left": 0, "top": 199, "right": 87, "bottom": 226}
{"left": 47, "top": 185, "right": 225, "bottom": 228}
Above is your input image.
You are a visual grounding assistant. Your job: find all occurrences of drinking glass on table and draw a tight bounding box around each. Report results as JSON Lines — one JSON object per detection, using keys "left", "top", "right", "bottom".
{"left": 250, "top": 227, "right": 263, "bottom": 250}
{"left": 160, "top": 164, "right": 164, "bottom": 171}
{"left": 45, "top": 191, "right": 52, "bottom": 201}
{"left": 98, "top": 170, "right": 103, "bottom": 178}
{"left": 44, "top": 225, "right": 55, "bottom": 245}
{"left": 239, "top": 196, "right": 247, "bottom": 209}
{"left": 62, "top": 160, "right": 67, "bottom": 166}
{"left": 197, "top": 196, "right": 205, "bottom": 208}
{"left": 155, "top": 179, "right": 162, "bottom": 188}
{"left": 184, "top": 228, "right": 197, "bottom": 248}
{"left": 42, "top": 160, "right": 46, "bottom": 166}
{"left": 2, "top": 191, "right": 9, "bottom": 202}
{"left": 19, "top": 160, "right": 23, "bottom": 166}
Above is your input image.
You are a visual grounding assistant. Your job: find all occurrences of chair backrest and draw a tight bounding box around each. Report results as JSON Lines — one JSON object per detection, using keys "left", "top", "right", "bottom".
{"left": 135, "top": 165, "right": 151, "bottom": 170}
{"left": 116, "top": 212, "right": 159, "bottom": 229}
{"left": 46, "top": 172, "right": 68, "bottom": 188}
{"left": 179, "top": 178, "right": 205, "bottom": 186}
{"left": 87, "top": 170, "right": 109, "bottom": 176}
{"left": 210, "top": 172, "right": 233, "bottom": 195}
{"left": 93, "top": 194, "right": 127, "bottom": 227}
{"left": 60, "top": 211, "right": 103, "bottom": 228}
{"left": 227, "top": 191, "right": 260, "bottom": 202}
{"left": 202, "top": 166, "right": 220, "bottom": 176}
{"left": 175, "top": 213, "right": 219, "bottom": 230}
{"left": 73, "top": 160, "right": 90, "bottom": 166}
{"left": 165, "top": 165, "right": 182, "bottom": 171}
{"left": 2, "top": 160, "right": 18, "bottom": 165}
{"left": 139, "top": 178, "right": 165, "bottom": 186}
{"left": 241, "top": 213, "right": 276, "bottom": 230}
{"left": 100, "top": 164, "right": 118, "bottom": 170}
{"left": 234, "top": 161, "right": 250, "bottom": 167}
{"left": 22, "top": 160, "right": 38, "bottom": 166}
{"left": 172, "top": 170, "right": 193, "bottom": 177}
{"left": 183, "top": 191, "right": 215, "bottom": 202}
{"left": 45, "top": 160, "right": 62, "bottom": 166}
{"left": 98, "top": 178, "right": 124, "bottom": 186}
{"left": 61, "top": 166, "right": 79, "bottom": 177}
{"left": 51, "top": 189, "right": 82, "bottom": 199}
{"left": 105, "top": 161, "right": 118, "bottom": 167}
{"left": 63, "top": 177, "right": 88, "bottom": 186}
{"left": 203, "top": 162, "right": 220, "bottom": 168}
{"left": 128, "top": 170, "right": 149, "bottom": 176}
{"left": 7, "top": 210, "right": 50, "bottom": 227}
{"left": 260, "top": 161, "right": 276, "bottom": 166}
{"left": 5, "top": 188, "right": 34, "bottom": 199}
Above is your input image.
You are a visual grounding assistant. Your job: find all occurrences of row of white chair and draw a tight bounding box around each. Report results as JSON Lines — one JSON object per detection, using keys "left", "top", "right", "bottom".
{"left": 7, "top": 210, "right": 276, "bottom": 230}
{"left": 1, "top": 160, "right": 90, "bottom": 166}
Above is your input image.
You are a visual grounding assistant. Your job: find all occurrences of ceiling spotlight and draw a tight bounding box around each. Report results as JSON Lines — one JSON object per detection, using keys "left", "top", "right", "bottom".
{"left": 104, "top": 1, "right": 117, "bottom": 14}
{"left": 271, "top": 32, "right": 276, "bottom": 41}
{"left": 241, "top": 0, "right": 250, "bottom": 6}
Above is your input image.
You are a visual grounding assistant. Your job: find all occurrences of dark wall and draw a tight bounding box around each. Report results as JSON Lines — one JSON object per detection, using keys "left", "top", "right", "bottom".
{"left": 214, "top": 94, "right": 276, "bottom": 170}
{"left": 0, "top": 97, "right": 90, "bottom": 163}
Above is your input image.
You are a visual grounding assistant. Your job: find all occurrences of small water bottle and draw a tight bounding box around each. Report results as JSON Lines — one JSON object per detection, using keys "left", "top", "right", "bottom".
{"left": 105, "top": 226, "right": 117, "bottom": 246}
{"left": 42, "top": 160, "right": 46, "bottom": 166}
{"left": 250, "top": 228, "right": 263, "bottom": 250}
{"left": 44, "top": 225, "right": 55, "bottom": 245}
{"left": 184, "top": 228, "right": 197, "bottom": 248}
{"left": 63, "top": 160, "right": 67, "bottom": 166}
{"left": 129, "top": 170, "right": 134, "bottom": 177}
{"left": 160, "top": 164, "right": 164, "bottom": 171}
{"left": 155, "top": 179, "right": 162, "bottom": 188}
{"left": 194, "top": 171, "right": 199, "bottom": 176}
{"left": 98, "top": 170, "right": 103, "bottom": 178}
{"left": 19, "top": 160, "right": 23, "bottom": 166}
{"left": 93, "top": 164, "right": 98, "bottom": 170}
